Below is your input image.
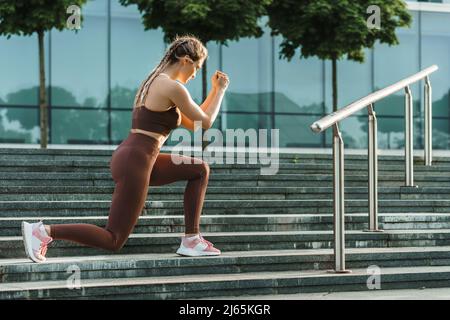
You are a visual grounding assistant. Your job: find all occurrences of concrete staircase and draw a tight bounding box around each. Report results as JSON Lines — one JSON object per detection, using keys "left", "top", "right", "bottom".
{"left": 1, "top": 148, "right": 450, "bottom": 299}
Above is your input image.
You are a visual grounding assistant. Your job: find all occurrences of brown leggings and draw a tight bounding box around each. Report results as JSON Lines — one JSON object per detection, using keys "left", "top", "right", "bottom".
{"left": 50, "top": 132, "right": 210, "bottom": 252}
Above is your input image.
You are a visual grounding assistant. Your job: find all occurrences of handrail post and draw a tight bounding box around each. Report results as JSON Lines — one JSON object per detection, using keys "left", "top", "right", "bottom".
{"left": 328, "top": 123, "right": 351, "bottom": 273}
{"left": 309, "top": 65, "right": 438, "bottom": 274}
{"left": 404, "top": 86, "right": 418, "bottom": 188}
{"left": 365, "top": 104, "right": 383, "bottom": 232}
{"left": 424, "top": 76, "right": 433, "bottom": 166}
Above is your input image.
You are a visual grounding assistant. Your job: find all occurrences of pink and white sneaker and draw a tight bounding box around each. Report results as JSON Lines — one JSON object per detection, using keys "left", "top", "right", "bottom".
{"left": 176, "top": 234, "right": 221, "bottom": 257}
{"left": 21, "top": 221, "right": 53, "bottom": 263}
{"left": 199, "top": 233, "right": 214, "bottom": 247}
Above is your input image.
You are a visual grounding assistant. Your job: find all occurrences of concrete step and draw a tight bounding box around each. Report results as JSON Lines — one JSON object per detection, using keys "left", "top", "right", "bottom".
{"left": 2, "top": 199, "right": 450, "bottom": 217}
{"left": 1, "top": 213, "right": 449, "bottom": 236}
{"left": 210, "top": 287, "right": 450, "bottom": 300}
{"left": 1, "top": 148, "right": 449, "bottom": 299}
{"left": 0, "top": 247, "right": 449, "bottom": 284}
{"left": 2, "top": 186, "right": 450, "bottom": 201}
{"left": 2, "top": 148, "right": 450, "bottom": 164}
{"left": 1, "top": 213, "right": 450, "bottom": 237}
{"left": 1, "top": 172, "right": 449, "bottom": 188}
{"left": 1, "top": 265, "right": 450, "bottom": 299}
{"left": 202, "top": 287, "right": 450, "bottom": 300}
{"left": 2, "top": 229, "right": 450, "bottom": 258}
{"left": 1, "top": 159, "right": 450, "bottom": 175}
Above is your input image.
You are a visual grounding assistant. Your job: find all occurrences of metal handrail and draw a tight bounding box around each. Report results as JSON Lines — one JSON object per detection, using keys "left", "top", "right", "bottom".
{"left": 310, "top": 65, "right": 438, "bottom": 133}
{"left": 309, "top": 64, "right": 438, "bottom": 273}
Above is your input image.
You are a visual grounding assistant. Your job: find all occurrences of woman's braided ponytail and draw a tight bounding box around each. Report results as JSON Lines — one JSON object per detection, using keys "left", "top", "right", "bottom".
{"left": 133, "top": 35, "right": 208, "bottom": 109}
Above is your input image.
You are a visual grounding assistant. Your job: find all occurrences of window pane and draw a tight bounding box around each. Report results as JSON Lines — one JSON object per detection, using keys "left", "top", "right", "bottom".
{"left": 421, "top": 11, "right": 450, "bottom": 118}
{"left": 50, "top": 0, "right": 108, "bottom": 108}
{"left": 52, "top": 108, "right": 108, "bottom": 144}
{"left": 433, "top": 118, "right": 450, "bottom": 150}
{"left": 111, "top": 110, "right": 131, "bottom": 143}
{"left": 0, "top": 107, "right": 39, "bottom": 143}
{"left": 223, "top": 113, "right": 272, "bottom": 147}
{"left": 325, "top": 116, "right": 426, "bottom": 150}
{"left": 325, "top": 48, "right": 373, "bottom": 116}
{"left": 275, "top": 36, "right": 323, "bottom": 115}
{"left": 275, "top": 115, "right": 322, "bottom": 148}
{"left": 222, "top": 17, "right": 271, "bottom": 113}
{"left": 111, "top": 1, "right": 164, "bottom": 110}
{"left": 374, "top": 11, "right": 420, "bottom": 117}
{"left": 376, "top": 117, "right": 407, "bottom": 150}
{"left": 344, "top": 116, "right": 368, "bottom": 149}
{"left": 0, "top": 33, "right": 47, "bottom": 106}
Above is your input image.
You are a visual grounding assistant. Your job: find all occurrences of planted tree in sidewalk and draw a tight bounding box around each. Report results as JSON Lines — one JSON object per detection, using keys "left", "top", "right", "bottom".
{"left": 266, "top": 0, "right": 412, "bottom": 113}
{"left": 0, "top": 0, "right": 87, "bottom": 148}
{"left": 120, "top": 0, "right": 271, "bottom": 100}
{"left": 119, "top": 0, "right": 272, "bottom": 149}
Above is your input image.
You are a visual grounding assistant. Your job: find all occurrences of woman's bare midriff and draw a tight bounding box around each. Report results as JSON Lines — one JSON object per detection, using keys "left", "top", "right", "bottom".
{"left": 130, "top": 128, "right": 167, "bottom": 148}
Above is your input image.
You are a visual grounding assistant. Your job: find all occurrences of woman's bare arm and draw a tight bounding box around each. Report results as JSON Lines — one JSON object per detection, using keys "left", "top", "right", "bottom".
{"left": 180, "top": 86, "right": 218, "bottom": 131}
{"left": 169, "top": 82, "right": 226, "bottom": 130}
{"left": 201, "top": 87, "right": 225, "bottom": 129}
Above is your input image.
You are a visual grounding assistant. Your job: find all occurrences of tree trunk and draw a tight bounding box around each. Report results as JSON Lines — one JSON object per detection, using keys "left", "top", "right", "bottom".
{"left": 388, "top": 132, "right": 391, "bottom": 149}
{"left": 201, "top": 43, "right": 208, "bottom": 151}
{"left": 332, "top": 57, "right": 338, "bottom": 113}
{"left": 202, "top": 49, "right": 207, "bottom": 102}
{"left": 38, "top": 30, "right": 48, "bottom": 148}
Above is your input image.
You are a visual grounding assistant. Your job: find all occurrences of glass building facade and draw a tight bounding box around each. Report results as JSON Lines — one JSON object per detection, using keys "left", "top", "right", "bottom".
{"left": 1, "top": 0, "right": 449, "bottom": 150}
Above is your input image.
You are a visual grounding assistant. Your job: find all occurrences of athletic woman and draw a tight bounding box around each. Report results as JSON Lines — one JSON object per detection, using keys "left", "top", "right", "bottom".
{"left": 21, "top": 34, "right": 230, "bottom": 263}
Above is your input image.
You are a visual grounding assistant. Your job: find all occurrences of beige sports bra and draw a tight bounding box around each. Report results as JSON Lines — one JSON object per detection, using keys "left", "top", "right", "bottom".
{"left": 131, "top": 73, "right": 182, "bottom": 137}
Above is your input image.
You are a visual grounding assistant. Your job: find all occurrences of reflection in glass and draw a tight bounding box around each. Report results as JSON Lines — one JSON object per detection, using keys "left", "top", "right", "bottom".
{"left": 433, "top": 118, "right": 450, "bottom": 150}
{"left": 52, "top": 109, "right": 108, "bottom": 144}
{"left": 0, "top": 34, "right": 43, "bottom": 106}
{"left": 275, "top": 115, "right": 323, "bottom": 148}
{"left": 111, "top": 110, "right": 131, "bottom": 143}
{"left": 374, "top": 11, "right": 420, "bottom": 118}
{"left": 325, "top": 48, "right": 373, "bottom": 116}
{"left": 0, "top": 107, "right": 39, "bottom": 143}
{"left": 274, "top": 35, "right": 323, "bottom": 115}
{"left": 1, "top": 5, "right": 449, "bottom": 150}
{"left": 111, "top": 9, "right": 164, "bottom": 110}
{"left": 421, "top": 11, "right": 450, "bottom": 118}
{"left": 50, "top": 0, "right": 108, "bottom": 108}
{"left": 222, "top": 20, "right": 271, "bottom": 114}
{"left": 224, "top": 113, "right": 272, "bottom": 147}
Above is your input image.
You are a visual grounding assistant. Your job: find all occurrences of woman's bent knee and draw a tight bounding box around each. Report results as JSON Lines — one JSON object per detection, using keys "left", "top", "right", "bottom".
{"left": 200, "top": 161, "right": 210, "bottom": 177}
{"left": 105, "top": 230, "right": 127, "bottom": 252}
{"left": 109, "top": 239, "right": 126, "bottom": 252}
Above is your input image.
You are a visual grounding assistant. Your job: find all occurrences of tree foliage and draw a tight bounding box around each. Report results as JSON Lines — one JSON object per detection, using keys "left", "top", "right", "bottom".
{"left": 0, "top": 0, "right": 88, "bottom": 148}
{"left": 267, "top": 0, "right": 412, "bottom": 62}
{"left": 119, "top": 0, "right": 271, "bottom": 44}
{"left": 0, "top": 0, "right": 87, "bottom": 37}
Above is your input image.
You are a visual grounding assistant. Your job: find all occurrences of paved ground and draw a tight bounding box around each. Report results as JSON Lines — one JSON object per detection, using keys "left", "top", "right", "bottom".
{"left": 199, "top": 287, "right": 450, "bottom": 300}
{"left": 3, "top": 143, "right": 450, "bottom": 158}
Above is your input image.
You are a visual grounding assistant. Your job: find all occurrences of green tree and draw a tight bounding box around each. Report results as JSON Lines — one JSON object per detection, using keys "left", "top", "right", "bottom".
{"left": 119, "top": 0, "right": 271, "bottom": 101}
{"left": 0, "top": 0, "right": 87, "bottom": 148}
{"left": 119, "top": 0, "right": 271, "bottom": 150}
{"left": 266, "top": 0, "right": 412, "bottom": 113}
